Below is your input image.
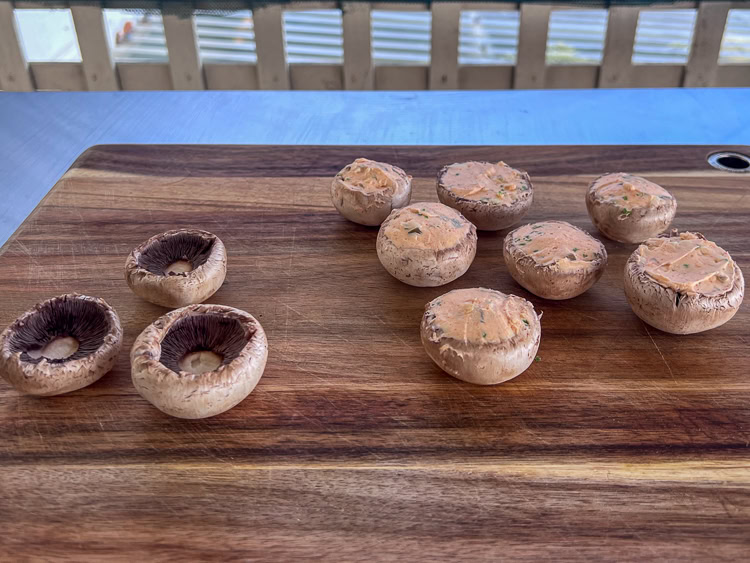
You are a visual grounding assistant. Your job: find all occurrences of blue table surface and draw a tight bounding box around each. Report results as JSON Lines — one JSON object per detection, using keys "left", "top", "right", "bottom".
{"left": 1, "top": 88, "right": 748, "bottom": 246}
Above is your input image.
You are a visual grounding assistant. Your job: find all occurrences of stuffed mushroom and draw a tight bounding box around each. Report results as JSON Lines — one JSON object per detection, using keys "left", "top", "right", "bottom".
{"left": 331, "top": 158, "right": 412, "bottom": 226}
{"left": 421, "top": 287, "right": 541, "bottom": 385}
{"left": 0, "top": 294, "right": 122, "bottom": 396}
{"left": 624, "top": 231, "right": 744, "bottom": 334}
{"left": 504, "top": 221, "right": 607, "bottom": 300}
{"left": 586, "top": 172, "right": 677, "bottom": 243}
{"left": 437, "top": 161, "right": 533, "bottom": 231}
{"left": 377, "top": 202, "right": 477, "bottom": 287}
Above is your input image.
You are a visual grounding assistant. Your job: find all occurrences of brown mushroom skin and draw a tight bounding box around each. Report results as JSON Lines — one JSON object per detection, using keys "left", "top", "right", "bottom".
{"left": 437, "top": 162, "right": 533, "bottom": 231}
{"left": 332, "top": 158, "right": 412, "bottom": 226}
{"left": 0, "top": 294, "right": 122, "bottom": 396}
{"left": 125, "top": 229, "right": 227, "bottom": 308}
{"left": 131, "top": 304, "right": 268, "bottom": 419}
{"left": 623, "top": 233, "right": 744, "bottom": 334}
{"left": 586, "top": 173, "right": 677, "bottom": 244}
{"left": 503, "top": 221, "right": 607, "bottom": 300}
{"left": 377, "top": 202, "right": 477, "bottom": 287}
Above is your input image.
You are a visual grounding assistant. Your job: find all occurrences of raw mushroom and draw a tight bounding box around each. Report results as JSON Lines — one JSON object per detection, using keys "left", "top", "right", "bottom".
{"left": 331, "top": 157, "right": 412, "bottom": 226}
{"left": 377, "top": 202, "right": 477, "bottom": 287}
{"left": 504, "top": 220, "right": 607, "bottom": 300}
{"left": 131, "top": 303, "right": 268, "bottom": 419}
{"left": 0, "top": 294, "right": 122, "bottom": 396}
{"left": 437, "top": 161, "right": 533, "bottom": 230}
{"left": 624, "top": 231, "right": 744, "bottom": 334}
{"left": 125, "top": 229, "right": 227, "bottom": 308}
{"left": 586, "top": 172, "right": 677, "bottom": 243}
{"left": 421, "top": 288, "right": 541, "bottom": 385}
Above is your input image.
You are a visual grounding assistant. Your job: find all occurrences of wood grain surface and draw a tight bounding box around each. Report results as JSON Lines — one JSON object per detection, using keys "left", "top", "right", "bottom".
{"left": 0, "top": 145, "right": 748, "bottom": 561}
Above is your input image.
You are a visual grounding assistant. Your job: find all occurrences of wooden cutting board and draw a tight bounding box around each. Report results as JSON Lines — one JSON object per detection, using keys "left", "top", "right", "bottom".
{"left": 0, "top": 145, "right": 748, "bottom": 560}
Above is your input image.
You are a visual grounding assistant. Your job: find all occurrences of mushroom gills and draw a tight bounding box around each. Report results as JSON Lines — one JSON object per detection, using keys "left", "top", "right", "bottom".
{"left": 8, "top": 297, "right": 111, "bottom": 364}
{"left": 137, "top": 232, "right": 214, "bottom": 276}
{"left": 159, "top": 314, "right": 249, "bottom": 374}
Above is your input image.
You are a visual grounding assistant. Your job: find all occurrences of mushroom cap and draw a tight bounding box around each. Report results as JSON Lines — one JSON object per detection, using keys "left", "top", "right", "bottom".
{"left": 376, "top": 202, "right": 477, "bottom": 287}
{"left": 0, "top": 294, "right": 122, "bottom": 396}
{"left": 437, "top": 161, "right": 533, "bottom": 231}
{"left": 503, "top": 220, "right": 607, "bottom": 300}
{"left": 586, "top": 172, "right": 677, "bottom": 243}
{"left": 624, "top": 232, "right": 744, "bottom": 334}
{"left": 125, "top": 229, "right": 227, "bottom": 308}
{"left": 331, "top": 158, "right": 412, "bottom": 226}
{"left": 131, "top": 303, "right": 268, "bottom": 419}
{"left": 421, "top": 288, "right": 541, "bottom": 385}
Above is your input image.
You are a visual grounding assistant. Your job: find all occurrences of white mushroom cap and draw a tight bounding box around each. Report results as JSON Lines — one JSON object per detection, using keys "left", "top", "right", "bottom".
{"left": 131, "top": 303, "right": 268, "bottom": 419}
{"left": 624, "top": 231, "right": 744, "bottom": 334}
{"left": 0, "top": 294, "right": 122, "bottom": 396}
{"left": 125, "top": 229, "right": 227, "bottom": 308}
{"left": 377, "top": 202, "right": 477, "bottom": 287}
{"left": 421, "top": 288, "right": 541, "bottom": 385}
{"left": 437, "top": 161, "right": 533, "bottom": 231}
{"left": 503, "top": 221, "right": 607, "bottom": 300}
{"left": 586, "top": 172, "right": 677, "bottom": 243}
{"left": 331, "top": 158, "right": 412, "bottom": 226}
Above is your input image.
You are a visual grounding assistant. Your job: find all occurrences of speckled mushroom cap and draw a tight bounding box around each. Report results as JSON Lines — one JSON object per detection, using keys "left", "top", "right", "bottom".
{"left": 503, "top": 220, "right": 607, "bottom": 300}
{"left": 376, "top": 202, "right": 477, "bottom": 287}
{"left": 131, "top": 303, "right": 268, "bottom": 419}
{"left": 437, "top": 161, "right": 533, "bottom": 231}
{"left": 331, "top": 158, "right": 412, "bottom": 226}
{"left": 0, "top": 294, "right": 122, "bottom": 396}
{"left": 586, "top": 172, "right": 677, "bottom": 243}
{"left": 421, "top": 288, "right": 541, "bottom": 385}
{"left": 125, "top": 229, "right": 227, "bottom": 308}
{"left": 624, "top": 231, "right": 744, "bottom": 334}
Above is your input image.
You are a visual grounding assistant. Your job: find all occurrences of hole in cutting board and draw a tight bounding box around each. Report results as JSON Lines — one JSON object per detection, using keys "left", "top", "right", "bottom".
{"left": 707, "top": 152, "right": 750, "bottom": 173}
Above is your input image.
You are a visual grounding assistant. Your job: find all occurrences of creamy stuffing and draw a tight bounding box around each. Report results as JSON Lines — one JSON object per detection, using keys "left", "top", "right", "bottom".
{"left": 441, "top": 161, "right": 530, "bottom": 207}
{"left": 510, "top": 221, "right": 603, "bottom": 271}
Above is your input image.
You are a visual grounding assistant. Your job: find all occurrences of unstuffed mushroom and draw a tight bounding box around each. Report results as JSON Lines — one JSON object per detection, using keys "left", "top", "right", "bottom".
{"left": 421, "top": 287, "right": 541, "bottom": 385}
{"left": 504, "top": 221, "right": 607, "bottom": 300}
{"left": 624, "top": 231, "right": 744, "bottom": 334}
{"left": 0, "top": 294, "right": 122, "bottom": 396}
{"left": 437, "top": 161, "right": 533, "bottom": 231}
{"left": 586, "top": 172, "right": 677, "bottom": 243}
{"left": 331, "top": 158, "right": 412, "bottom": 226}
{"left": 131, "top": 303, "right": 268, "bottom": 419}
{"left": 377, "top": 202, "right": 477, "bottom": 287}
{"left": 126, "top": 229, "right": 227, "bottom": 308}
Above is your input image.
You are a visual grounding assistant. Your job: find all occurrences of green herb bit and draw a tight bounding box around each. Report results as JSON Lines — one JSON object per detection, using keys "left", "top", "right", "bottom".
{"left": 450, "top": 218, "right": 463, "bottom": 228}
{"left": 482, "top": 331, "right": 487, "bottom": 338}
{"left": 522, "top": 319, "right": 529, "bottom": 326}
{"left": 534, "top": 356, "right": 542, "bottom": 362}
{"left": 455, "top": 172, "right": 460, "bottom": 176}
{"left": 621, "top": 208, "right": 632, "bottom": 217}
{"left": 622, "top": 195, "right": 628, "bottom": 201}
{"left": 572, "top": 247, "right": 579, "bottom": 252}
{"left": 533, "top": 249, "right": 540, "bottom": 253}
{"left": 519, "top": 243, "right": 527, "bottom": 246}
{"left": 479, "top": 309, "right": 485, "bottom": 323}
{"left": 683, "top": 263, "right": 689, "bottom": 268}
{"left": 520, "top": 186, "right": 529, "bottom": 191}
{"left": 408, "top": 227, "right": 422, "bottom": 235}
{"left": 497, "top": 191, "right": 504, "bottom": 197}
{"left": 583, "top": 253, "right": 588, "bottom": 257}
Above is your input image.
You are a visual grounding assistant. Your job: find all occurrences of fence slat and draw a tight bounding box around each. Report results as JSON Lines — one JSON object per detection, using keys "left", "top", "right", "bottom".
{"left": 117, "top": 63, "right": 172, "bottom": 90}
{"left": 430, "top": 1, "right": 460, "bottom": 89}
{"left": 342, "top": 1, "right": 373, "bottom": 90}
{"left": 163, "top": 12, "right": 205, "bottom": 90}
{"left": 0, "top": 1, "right": 33, "bottom": 91}
{"left": 70, "top": 5, "right": 118, "bottom": 91}
{"left": 598, "top": 6, "right": 640, "bottom": 88}
{"left": 253, "top": 4, "right": 290, "bottom": 90}
{"left": 515, "top": 4, "right": 551, "bottom": 89}
{"left": 204, "top": 63, "right": 259, "bottom": 90}
{"left": 30, "top": 62, "right": 85, "bottom": 91}
{"left": 684, "top": 1, "right": 730, "bottom": 87}
{"left": 375, "top": 66, "right": 428, "bottom": 90}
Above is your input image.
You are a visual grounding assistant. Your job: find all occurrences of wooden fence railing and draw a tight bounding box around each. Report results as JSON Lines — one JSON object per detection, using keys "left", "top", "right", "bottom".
{"left": 0, "top": 1, "right": 747, "bottom": 91}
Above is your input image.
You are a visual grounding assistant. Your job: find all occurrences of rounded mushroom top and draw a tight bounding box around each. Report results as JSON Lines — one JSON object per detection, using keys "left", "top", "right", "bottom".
{"left": 589, "top": 173, "right": 674, "bottom": 214}
{"left": 507, "top": 221, "right": 605, "bottom": 271}
{"left": 334, "top": 158, "right": 411, "bottom": 197}
{"left": 380, "top": 202, "right": 474, "bottom": 250}
{"left": 438, "top": 161, "right": 531, "bottom": 207}
{"left": 632, "top": 232, "right": 736, "bottom": 296}
{"left": 423, "top": 288, "right": 539, "bottom": 346}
